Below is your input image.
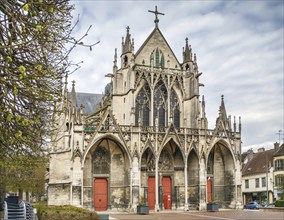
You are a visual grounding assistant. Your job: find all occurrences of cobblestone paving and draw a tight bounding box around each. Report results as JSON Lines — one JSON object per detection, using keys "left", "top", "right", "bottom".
{"left": 108, "top": 210, "right": 284, "bottom": 220}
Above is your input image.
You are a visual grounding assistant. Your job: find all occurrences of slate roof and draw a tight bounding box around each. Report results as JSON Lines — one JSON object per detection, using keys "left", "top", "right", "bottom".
{"left": 242, "top": 149, "right": 275, "bottom": 177}
{"left": 75, "top": 92, "right": 103, "bottom": 114}
{"left": 274, "top": 143, "right": 284, "bottom": 157}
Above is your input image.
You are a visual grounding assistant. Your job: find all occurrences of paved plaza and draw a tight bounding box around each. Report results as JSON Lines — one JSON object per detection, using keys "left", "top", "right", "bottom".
{"left": 105, "top": 209, "right": 284, "bottom": 220}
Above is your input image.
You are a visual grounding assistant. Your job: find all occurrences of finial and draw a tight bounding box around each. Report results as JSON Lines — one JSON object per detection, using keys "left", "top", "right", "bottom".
{"left": 64, "top": 74, "right": 68, "bottom": 85}
{"left": 221, "top": 94, "right": 224, "bottom": 101}
{"left": 239, "top": 116, "right": 242, "bottom": 133}
{"left": 126, "top": 26, "right": 130, "bottom": 33}
{"left": 185, "top": 37, "right": 188, "bottom": 45}
{"left": 113, "top": 48, "right": 117, "bottom": 67}
{"left": 148, "top": 5, "right": 165, "bottom": 28}
{"left": 70, "top": 80, "right": 77, "bottom": 108}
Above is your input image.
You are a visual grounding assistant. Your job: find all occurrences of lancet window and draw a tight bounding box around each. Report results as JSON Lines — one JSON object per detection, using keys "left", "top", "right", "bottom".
{"left": 170, "top": 89, "right": 180, "bottom": 128}
{"left": 154, "top": 80, "right": 168, "bottom": 127}
{"left": 135, "top": 83, "right": 151, "bottom": 126}
{"left": 150, "top": 48, "right": 165, "bottom": 68}
{"left": 135, "top": 80, "right": 181, "bottom": 128}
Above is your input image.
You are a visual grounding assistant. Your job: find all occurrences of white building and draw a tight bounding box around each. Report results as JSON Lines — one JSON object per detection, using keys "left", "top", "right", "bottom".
{"left": 242, "top": 148, "right": 274, "bottom": 205}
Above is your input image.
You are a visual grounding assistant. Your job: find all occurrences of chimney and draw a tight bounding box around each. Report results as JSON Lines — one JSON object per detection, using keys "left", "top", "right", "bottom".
{"left": 274, "top": 142, "right": 280, "bottom": 150}
{"left": 247, "top": 149, "right": 254, "bottom": 161}
{"left": 257, "top": 147, "right": 265, "bottom": 152}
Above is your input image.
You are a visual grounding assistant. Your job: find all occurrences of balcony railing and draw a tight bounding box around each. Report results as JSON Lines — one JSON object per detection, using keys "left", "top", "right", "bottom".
{"left": 84, "top": 124, "right": 240, "bottom": 139}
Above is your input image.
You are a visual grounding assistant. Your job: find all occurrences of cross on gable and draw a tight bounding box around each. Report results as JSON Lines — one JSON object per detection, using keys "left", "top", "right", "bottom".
{"left": 148, "top": 5, "right": 165, "bottom": 28}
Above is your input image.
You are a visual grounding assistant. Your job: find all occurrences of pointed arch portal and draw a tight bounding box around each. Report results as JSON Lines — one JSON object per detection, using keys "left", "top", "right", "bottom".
{"left": 83, "top": 138, "right": 131, "bottom": 210}
{"left": 187, "top": 149, "right": 199, "bottom": 207}
{"left": 207, "top": 141, "right": 235, "bottom": 207}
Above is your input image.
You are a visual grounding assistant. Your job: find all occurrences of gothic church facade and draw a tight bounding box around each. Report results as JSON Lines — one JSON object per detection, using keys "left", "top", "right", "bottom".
{"left": 48, "top": 8, "right": 242, "bottom": 211}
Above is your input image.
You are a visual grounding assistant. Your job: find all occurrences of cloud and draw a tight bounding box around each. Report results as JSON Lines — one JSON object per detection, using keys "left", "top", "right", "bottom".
{"left": 68, "top": 0, "right": 284, "bottom": 149}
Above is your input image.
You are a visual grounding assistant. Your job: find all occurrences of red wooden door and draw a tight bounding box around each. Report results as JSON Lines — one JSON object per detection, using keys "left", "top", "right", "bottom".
{"left": 162, "top": 176, "right": 172, "bottom": 209}
{"left": 148, "top": 176, "right": 155, "bottom": 210}
{"left": 207, "top": 177, "right": 212, "bottom": 203}
{"left": 94, "top": 178, "right": 108, "bottom": 211}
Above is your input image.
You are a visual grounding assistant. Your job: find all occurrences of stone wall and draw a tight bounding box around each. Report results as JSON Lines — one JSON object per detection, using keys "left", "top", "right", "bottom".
{"left": 48, "top": 184, "right": 70, "bottom": 205}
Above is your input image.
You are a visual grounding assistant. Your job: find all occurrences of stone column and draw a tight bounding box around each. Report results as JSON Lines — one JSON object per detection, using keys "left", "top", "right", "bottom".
{"left": 132, "top": 156, "right": 139, "bottom": 210}
{"left": 235, "top": 160, "right": 243, "bottom": 209}
{"left": 155, "top": 159, "right": 160, "bottom": 211}
{"left": 184, "top": 163, "right": 189, "bottom": 211}
{"left": 199, "top": 157, "right": 207, "bottom": 210}
{"left": 150, "top": 89, "right": 154, "bottom": 126}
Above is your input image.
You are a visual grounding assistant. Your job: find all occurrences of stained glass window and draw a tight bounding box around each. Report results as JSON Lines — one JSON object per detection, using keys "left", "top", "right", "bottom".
{"left": 135, "top": 83, "right": 151, "bottom": 126}
{"left": 170, "top": 89, "right": 180, "bottom": 128}
{"left": 155, "top": 48, "right": 160, "bottom": 67}
{"left": 150, "top": 48, "right": 165, "bottom": 69}
{"left": 154, "top": 80, "right": 167, "bottom": 127}
{"left": 160, "top": 53, "right": 165, "bottom": 69}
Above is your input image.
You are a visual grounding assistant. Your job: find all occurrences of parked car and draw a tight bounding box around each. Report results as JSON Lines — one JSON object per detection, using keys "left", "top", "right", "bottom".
{"left": 244, "top": 201, "right": 263, "bottom": 209}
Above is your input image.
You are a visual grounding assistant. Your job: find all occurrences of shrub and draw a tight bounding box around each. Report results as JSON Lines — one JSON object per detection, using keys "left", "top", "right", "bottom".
{"left": 34, "top": 204, "right": 99, "bottom": 220}
{"left": 275, "top": 200, "right": 284, "bottom": 207}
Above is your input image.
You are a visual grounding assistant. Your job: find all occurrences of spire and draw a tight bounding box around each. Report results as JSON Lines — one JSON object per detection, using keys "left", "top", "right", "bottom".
{"left": 202, "top": 95, "right": 206, "bottom": 118}
{"left": 132, "top": 38, "right": 135, "bottom": 53}
{"left": 219, "top": 95, "right": 227, "bottom": 121}
{"left": 148, "top": 5, "right": 164, "bottom": 29}
{"left": 239, "top": 116, "right": 242, "bottom": 133}
{"left": 113, "top": 48, "right": 117, "bottom": 67}
{"left": 122, "top": 26, "right": 132, "bottom": 54}
{"left": 215, "top": 95, "right": 231, "bottom": 130}
{"left": 183, "top": 37, "right": 192, "bottom": 62}
{"left": 113, "top": 48, "right": 118, "bottom": 74}
{"left": 71, "top": 80, "right": 77, "bottom": 108}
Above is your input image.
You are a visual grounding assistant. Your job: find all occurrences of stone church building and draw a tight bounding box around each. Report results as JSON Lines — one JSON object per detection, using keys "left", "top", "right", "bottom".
{"left": 48, "top": 7, "right": 242, "bottom": 211}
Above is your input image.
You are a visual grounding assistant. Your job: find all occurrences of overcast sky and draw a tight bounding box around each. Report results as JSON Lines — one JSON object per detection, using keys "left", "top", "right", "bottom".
{"left": 68, "top": 0, "right": 284, "bottom": 152}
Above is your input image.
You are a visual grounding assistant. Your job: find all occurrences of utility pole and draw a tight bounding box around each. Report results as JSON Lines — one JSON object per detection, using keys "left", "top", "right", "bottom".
{"left": 276, "top": 130, "right": 283, "bottom": 145}
{"left": 266, "top": 151, "right": 269, "bottom": 204}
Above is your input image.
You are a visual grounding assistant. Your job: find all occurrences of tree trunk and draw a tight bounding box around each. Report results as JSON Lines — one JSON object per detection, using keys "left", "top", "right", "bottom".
{"left": 19, "top": 189, "right": 23, "bottom": 201}
{"left": 26, "top": 191, "right": 30, "bottom": 202}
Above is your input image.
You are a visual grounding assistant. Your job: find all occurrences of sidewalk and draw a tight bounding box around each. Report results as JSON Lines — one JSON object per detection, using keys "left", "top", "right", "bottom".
{"left": 103, "top": 209, "right": 284, "bottom": 220}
